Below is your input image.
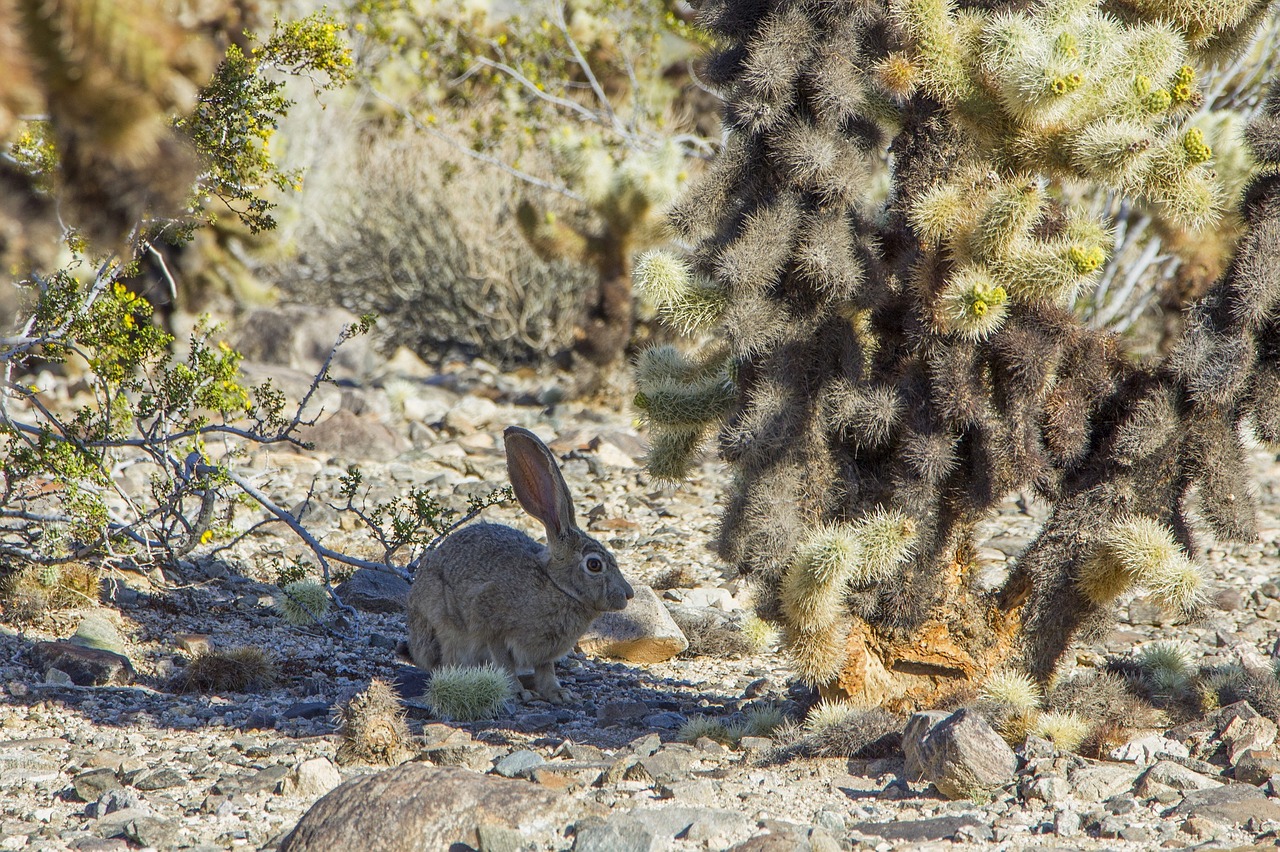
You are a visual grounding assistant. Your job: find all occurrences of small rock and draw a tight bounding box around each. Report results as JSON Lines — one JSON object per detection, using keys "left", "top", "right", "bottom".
{"left": 334, "top": 568, "right": 411, "bottom": 614}
{"left": 1020, "top": 773, "right": 1070, "bottom": 805}
{"left": 420, "top": 743, "right": 495, "bottom": 772}
{"left": 68, "top": 614, "right": 127, "bottom": 656}
{"left": 1233, "top": 749, "right": 1280, "bottom": 785}
{"left": 214, "top": 764, "right": 291, "bottom": 796}
{"left": 572, "top": 821, "right": 659, "bottom": 852}
{"left": 282, "top": 702, "right": 331, "bottom": 720}
{"left": 901, "top": 711, "right": 950, "bottom": 781}
{"left": 281, "top": 758, "right": 343, "bottom": 799}
{"left": 1052, "top": 809, "right": 1081, "bottom": 838}
{"left": 578, "top": 585, "right": 688, "bottom": 663}
{"left": 1067, "top": 762, "right": 1138, "bottom": 803}
{"left": 638, "top": 748, "right": 699, "bottom": 784}
{"left": 850, "top": 815, "right": 990, "bottom": 843}
{"left": 1222, "top": 714, "right": 1278, "bottom": 763}
{"left": 93, "top": 788, "right": 149, "bottom": 818}
{"left": 175, "top": 634, "right": 212, "bottom": 655}
{"left": 493, "top": 750, "right": 545, "bottom": 779}
{"left": 443, "top": 396, "right": 500, "bottom": 433}
{"left": 1180, "top": 815, "right": 1219, "bottom": 840}
{"left": 73, "top": 768, "right": 121, "bottom": 802}
{"left": 911, "top": 708, "right": 1017, "bottom": 800}
{"left": 1127, "top": 596, "right": 1172, "bottom": 625}
{"left": 596, "top": 702, "right": 650, "bottom": 726}
{"left": 627, "top": 734, "right": 662, "bottom": 758}
{"left": 297, "top": 409, "right": 408, "bottom": 462}
{"left": 1213, "top": 588, "right": 1245, "bottom": 611}
{"left": 642, "top": 712, "right": 685, "bottom": 730}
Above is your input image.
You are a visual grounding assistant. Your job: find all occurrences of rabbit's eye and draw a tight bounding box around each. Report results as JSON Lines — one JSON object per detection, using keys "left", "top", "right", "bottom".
{"left": 584, "top": 555, "right": 605, "bottom": 574}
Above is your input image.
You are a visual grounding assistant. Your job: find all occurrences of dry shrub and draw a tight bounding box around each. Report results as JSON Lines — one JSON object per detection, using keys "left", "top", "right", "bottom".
{"left": 0, "top": 563, "right": 100, "bottom": 621}
{"left": 285, "top": 134, "right": 592, "bottom": 368}
{"left": 650, "top": 566, "right": 692, "bottom": 590}
{"left": 177, "top": 646, "right": 276, "bottom": 693}
{"left": 669, "top": 607, "right": 755, "bottom": 659}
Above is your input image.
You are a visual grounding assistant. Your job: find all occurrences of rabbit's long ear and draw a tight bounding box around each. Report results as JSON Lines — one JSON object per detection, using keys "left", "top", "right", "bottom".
{"left": 504, "top": 426, "right": 575, "bottom": 539}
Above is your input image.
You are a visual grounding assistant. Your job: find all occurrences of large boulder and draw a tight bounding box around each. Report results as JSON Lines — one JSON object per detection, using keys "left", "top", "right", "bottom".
{"left": 279, "top": 764, "right": 594, "bottom": 851}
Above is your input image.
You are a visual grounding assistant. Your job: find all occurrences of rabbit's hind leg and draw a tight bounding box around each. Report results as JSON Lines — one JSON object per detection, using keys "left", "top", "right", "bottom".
{"left": 531, "top": 661, "right": 570, "bottom": 705}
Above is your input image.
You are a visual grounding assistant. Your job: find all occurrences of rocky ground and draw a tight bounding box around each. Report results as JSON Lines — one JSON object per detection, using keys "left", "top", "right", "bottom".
{"left": 2, "top": 305, "right": 1280, "bottom": 851}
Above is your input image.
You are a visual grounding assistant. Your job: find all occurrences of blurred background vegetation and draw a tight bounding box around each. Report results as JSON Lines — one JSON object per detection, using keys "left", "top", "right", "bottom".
{"left": 3, "top": 0, "right": 1280, "bottom": 380}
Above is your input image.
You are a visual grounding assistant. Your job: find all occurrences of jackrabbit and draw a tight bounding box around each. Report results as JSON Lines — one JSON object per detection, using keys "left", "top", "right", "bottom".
{"left": 404, "top": 426, "right": 634, "bottom": 703}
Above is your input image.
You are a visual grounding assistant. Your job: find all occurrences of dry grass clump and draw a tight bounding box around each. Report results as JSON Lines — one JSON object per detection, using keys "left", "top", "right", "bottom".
{"left": 1196, "top": 664, "right": 1280, "bottom": 720}
{"left": 782, "top": 701, "right": 903, "bottom": 759}
{"left": 176, "top": 646, "right": 276, "bottom": 693}
{"left": 336, "top": 678, "right": 413, "bottom": 765}
{"left": 670, "top": 608, "right": 755, "bottom": 659}
{"left": 0, "top": 563, "right": 100, "bottom": 621}
{"left": 650, "top": 566, "right": 693, "bottom": 590}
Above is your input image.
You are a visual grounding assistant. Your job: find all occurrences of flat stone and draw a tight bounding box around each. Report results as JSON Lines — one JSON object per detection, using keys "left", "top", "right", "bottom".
{"left": 1135, "top": 760, "right": 1222, "bottom": 796}
{"left": 31, "top": 641, "right": 135, "bottom": 686}
{"left": 913, "top": 708, "right": 1017, "bottom": 800}
{"left": 1173, "top": 783, "right": 1280, "bottom": 827}
{"left": 279, "top": 764, "right": 595, "bottom": 851}
{"left": 578, "top": 585, "right": 687, "bottom": 663}
{"left": 130, "top": 766, "right": 185, "bottom": 791}
{"left": 1067, "top": 762, "right": 1138, "bottom": 803}
{"left": 282, "top": 701, "right": 331, "bottom": 720}
{"left": 851, "top": 815, "right": 989, "bottom": 842}
{"left": 493, "top": 749, "right": 545, "bottom": 779}
{"left": 421, "top": 742, "right": 494, "bottom": 772}
{"left": 333, "top": 568, "right": 411, "bottom": 614}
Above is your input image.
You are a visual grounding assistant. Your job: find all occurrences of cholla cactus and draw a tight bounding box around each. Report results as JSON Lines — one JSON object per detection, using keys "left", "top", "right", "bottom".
{"left": 425, "top": 663, "right": 514, "bottom": 721}
{"left": 640, "top": 0, "right": 1280, "bottom": 706}
{"left": 275, "top": 580, "right": 331, "bottom": 627}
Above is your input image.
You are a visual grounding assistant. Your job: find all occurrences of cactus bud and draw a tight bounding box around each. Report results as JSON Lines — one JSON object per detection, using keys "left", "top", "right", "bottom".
{"left": 939, "top": 264, "right": 1009, "bottom": 340}
{"left": 1182, "top": 127, "right": 1212, "bottom": 164}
